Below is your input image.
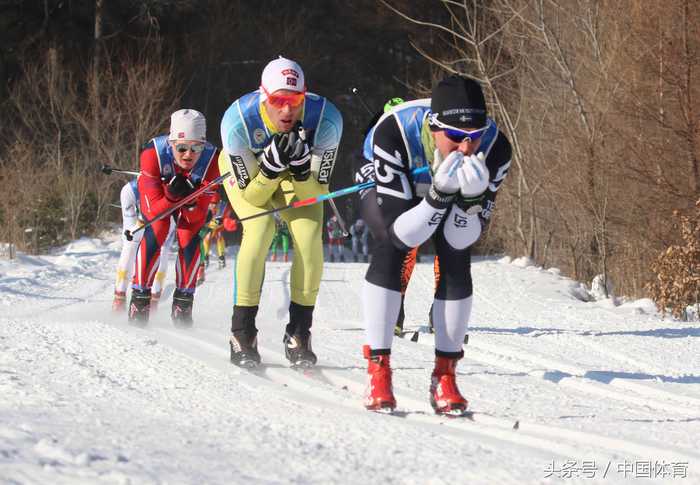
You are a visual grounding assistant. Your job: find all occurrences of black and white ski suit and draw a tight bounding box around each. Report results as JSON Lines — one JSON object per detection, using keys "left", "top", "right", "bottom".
{"left": 356, "top": 99, "right": 512, "bottom": 356}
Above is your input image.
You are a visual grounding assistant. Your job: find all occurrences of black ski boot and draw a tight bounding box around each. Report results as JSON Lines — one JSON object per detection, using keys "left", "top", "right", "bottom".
{"left": 230, "top": 306, "right": 261, "bottom": 368}
{"left": 283, "top": 331, "right": 317, "bottom": 367}
{"left": 218, "top": 255, "right": 226, "bottom": 269}
{"left": 171, "top": 289, "right": 194, "bottom": 328}
{"left": 230, "top": 331, "right": 261, "bottom": 368}
{"left": 128, "top": 288, "right": 151, "bottom": 326}
{"left": 284, "top": 302, "right": 317, "bottom": 367}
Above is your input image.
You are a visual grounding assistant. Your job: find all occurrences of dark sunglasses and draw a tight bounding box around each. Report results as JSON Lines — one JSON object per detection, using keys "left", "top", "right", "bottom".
{"left": 444, "top": 126, "right": 488, "bottom": 143}
{"left": 430, "top": 115, "right": 489, "bottom": 143}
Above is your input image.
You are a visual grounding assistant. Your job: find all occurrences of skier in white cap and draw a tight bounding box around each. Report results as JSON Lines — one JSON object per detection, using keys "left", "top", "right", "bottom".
{"left": 219, "top": 56, "right": 343, "bottom": 368}
{"left": 129, "top": 109, "right": 221, "bottom": 328}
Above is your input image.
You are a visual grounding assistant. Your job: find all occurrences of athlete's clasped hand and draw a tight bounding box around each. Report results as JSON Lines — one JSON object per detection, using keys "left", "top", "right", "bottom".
{"left": 260, "top": 132, "right": 293, "bottom": 178}
{"left": 288, "top": 123, "right": 311, "bottom": 181}
{"left": 431, "top": 150, "right": 463, "bottom": 195}
{"left": 457, "top": 153, "right": 489, "bottom": 197}
{"left": 165, "top": 174, "right": 197, "bottom": 200}
{"left": 259, "top": 122, "right": 311, "bottom": 180}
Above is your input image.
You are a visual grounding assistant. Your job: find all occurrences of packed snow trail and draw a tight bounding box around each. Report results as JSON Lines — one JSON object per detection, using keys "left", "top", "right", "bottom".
{"left": 1, "top": 236, "right": 698, "bottom": 484}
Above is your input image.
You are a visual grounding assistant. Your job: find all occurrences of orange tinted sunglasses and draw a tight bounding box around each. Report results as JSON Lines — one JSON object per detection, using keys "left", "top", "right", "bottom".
{"left": 262, "top": 86, "right": 306, "bottom": 109}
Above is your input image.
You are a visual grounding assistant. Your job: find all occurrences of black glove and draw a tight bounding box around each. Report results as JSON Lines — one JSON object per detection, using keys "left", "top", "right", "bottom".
{"left": 288, "top": 123, "right": 311, "bottom": 181}
{"left": 260, "top": 132, "right": 294, "bottom": 179}
{"left": 165, "top": 174, "right": 197, "bottom": 201}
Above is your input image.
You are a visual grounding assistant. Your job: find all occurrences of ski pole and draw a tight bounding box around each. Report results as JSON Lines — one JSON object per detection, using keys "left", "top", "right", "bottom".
{"left": 124, "top": 172, "right": 231, "bottom": 241}
{"left": 100, "top": 164, "right": 140, "bottom": 177}
{"left": 236, "top": 166, "right": 429, "bottom": 224}
{"left": 351, "top": 87, "right": 374, "bottom": 116}
{"left": 327, "top": 198, "right": 350, "bottom": 237}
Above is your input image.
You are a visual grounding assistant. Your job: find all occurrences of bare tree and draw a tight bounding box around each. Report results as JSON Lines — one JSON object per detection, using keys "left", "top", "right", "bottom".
{"left": 0, "top": 40, "right": 181, "bottom": 252}
{"left": 380, "top": 0, "right": 698, "bottom": 300}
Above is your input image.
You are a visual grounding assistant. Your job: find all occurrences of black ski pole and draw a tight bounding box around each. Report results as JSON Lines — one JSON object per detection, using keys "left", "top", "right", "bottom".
{"left": 101, "top": 164, "right": 139, "bottom": 177}
{"left": 124, "top": 172, "right": 232, "bottom": 241}
{"left": 351, "top": 87, "right": 374, "bottom": 116}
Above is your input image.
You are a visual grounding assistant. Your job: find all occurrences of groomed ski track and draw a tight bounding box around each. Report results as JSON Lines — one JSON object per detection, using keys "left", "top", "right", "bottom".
{"left": 1, "top": 239, "right": 698, "bottom": 484}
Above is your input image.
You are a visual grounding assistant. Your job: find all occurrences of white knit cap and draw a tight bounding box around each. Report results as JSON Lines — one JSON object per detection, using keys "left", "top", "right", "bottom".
{"left": 168, "top": 109, "right": 206, "bottom": 141}
{"left": 260, "top": 56, "right": 305, "bottom": 100}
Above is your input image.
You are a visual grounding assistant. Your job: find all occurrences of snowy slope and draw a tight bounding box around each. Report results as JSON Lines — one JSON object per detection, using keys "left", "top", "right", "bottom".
{"left": 1, "top": 235, "right": 698, "bottom": 485}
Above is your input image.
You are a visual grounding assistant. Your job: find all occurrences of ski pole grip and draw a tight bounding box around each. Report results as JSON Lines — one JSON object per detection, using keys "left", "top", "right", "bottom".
{"left": 124, "top": 229, "right": 134, "bottom": 241}
{"left": 101, "top": 165, "right": 113, "bottom": 175}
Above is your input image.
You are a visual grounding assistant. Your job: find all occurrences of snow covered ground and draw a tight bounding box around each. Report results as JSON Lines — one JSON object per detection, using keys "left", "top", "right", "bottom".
{"left": 1, "top": 234, "right": 699, "bottom": 484}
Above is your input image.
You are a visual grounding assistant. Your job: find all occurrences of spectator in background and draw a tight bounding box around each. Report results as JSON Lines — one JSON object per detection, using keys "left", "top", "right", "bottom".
{"left": 270, "top": 214, "right": 291, "bottom": 262}
{"left": 326, "top": 215, "right": 345, "bottom": 262}
{"left": 350, "top": 218, "right": 369, "bottom": 263}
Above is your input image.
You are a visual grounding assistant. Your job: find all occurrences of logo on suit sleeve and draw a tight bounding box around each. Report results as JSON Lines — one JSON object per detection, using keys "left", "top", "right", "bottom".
{"left": 453, "top": 212, "right": 469, "bottom": 228}
{"left": 355, "top": 161, "right": 375, "bottom": 184}
{"left": 317, "top": 148, "right": 337, "bottom": 184}
{"left": 428, "top": 212, "right": 443, "bottom": 226}
{"left": 229, "top": 154, "right": 251, "bottom": 189}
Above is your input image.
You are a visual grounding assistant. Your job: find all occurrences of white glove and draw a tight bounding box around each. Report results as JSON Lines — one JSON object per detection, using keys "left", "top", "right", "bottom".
{"left": 456, "top": 153, "right": 489, "bottom": 197}
{"left": 431, "top": 150, "right": 463, "bottom": 195}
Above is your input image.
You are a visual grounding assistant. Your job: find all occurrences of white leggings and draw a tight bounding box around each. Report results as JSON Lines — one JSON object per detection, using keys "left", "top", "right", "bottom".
{"left": 114, "top": 183, "right": 175, "bottom": 294}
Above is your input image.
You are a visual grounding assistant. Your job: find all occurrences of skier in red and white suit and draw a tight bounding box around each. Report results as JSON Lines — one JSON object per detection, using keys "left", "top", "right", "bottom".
{"left": 129, "top": 109, "right": 220, "bottom": 327}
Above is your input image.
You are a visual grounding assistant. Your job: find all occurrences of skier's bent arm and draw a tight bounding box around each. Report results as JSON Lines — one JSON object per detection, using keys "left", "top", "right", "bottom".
{"left": 138, "top": 149, "right": 177, "bottom": 219}
{"left": 242, "top": 170, "right": 283, "bottom": 206}
{"left": 218, "top": 142, "right": 283, "bottom": 208}
{"left": 442, "top": 205, "right": 481, "bottom": 250}
{"left": 386, "top": 151, "right": 462, "bottom": 251}
{"left": 388, "top": 196, "right": 449, "bottom": 250}
{"left": 309, "top": 101, "right": 343, "bottom": 184}
{"left": 290, "top": 104, "right": 342, "bottom": 200}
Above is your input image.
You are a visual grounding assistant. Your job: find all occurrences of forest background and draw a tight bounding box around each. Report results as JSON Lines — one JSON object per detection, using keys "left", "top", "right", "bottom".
{"left": 0, "top": 0, "right": 697, "bottom": 315}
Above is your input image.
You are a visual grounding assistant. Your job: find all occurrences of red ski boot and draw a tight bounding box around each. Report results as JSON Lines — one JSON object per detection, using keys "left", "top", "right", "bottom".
{"left": 363, "top": 345, "right": 396, "bottom": 412}
{"left": 430, "top": 355, "right": 468, "bottom": 415}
